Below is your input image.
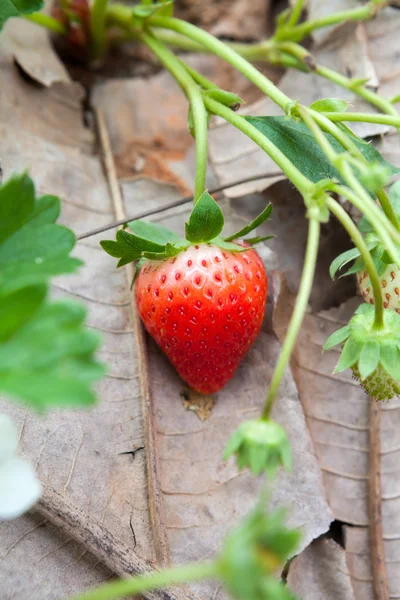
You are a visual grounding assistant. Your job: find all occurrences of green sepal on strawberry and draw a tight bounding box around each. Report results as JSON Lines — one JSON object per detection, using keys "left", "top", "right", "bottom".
{"left": 324, "top": 303, "right": 400, "bottom": 401}
{"left": 101, "top": 191, "right": 272, "bottom": 394}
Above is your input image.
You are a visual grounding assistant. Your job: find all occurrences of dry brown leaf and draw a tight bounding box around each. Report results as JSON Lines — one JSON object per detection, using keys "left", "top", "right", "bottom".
{"left": 0, "top": 19, "right": 70, "bottom": 87}
{"left": 0, "top": 27, "right": 155, "bottom": 599}
{"left": 287, "top": 537, "right": 355, "bottom": 599}
{"left": 272, "top": 272, "right": 400, "bottom": 599}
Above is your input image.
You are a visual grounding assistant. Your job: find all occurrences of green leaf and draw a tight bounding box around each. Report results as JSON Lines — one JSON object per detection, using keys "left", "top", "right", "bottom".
{"left": 128, "top": 220, "right": 183, "bottom": 245}
{"left": 323, "top": 325, "right": 351, "bottom": 350}
{"left": 330, "top": 247, "right": 361, "bottom": 279}
{"left": 225, "top": 203, "right": 272, "bottom": 241}
{"left": 358, "top": 340, "right": 380, "bottom": 380}
{"left": 380, "top": 344, "right": 400, "bottom": 381}
{"left": 0, "top": 300, "right": 105, "bottom": 412}
{"left": 245, "top": 116, "right": 400, "bottom": 184}
{"left": 185, "top": 191, "right": 224, "bottom": 243}
{"left": 0, "top": 0, "right": 43, "bottom": 29}
{"left": 310, "top": 98, "right": 349, "bottom": 113}
{"left": 0, "top": 173, "right": 35, "bottom": 244}
{"left": 334, "top": 336, "right": 364, "bottom": 372}
{"left": 0, "top": 285, "right": 46, "bottom": 342}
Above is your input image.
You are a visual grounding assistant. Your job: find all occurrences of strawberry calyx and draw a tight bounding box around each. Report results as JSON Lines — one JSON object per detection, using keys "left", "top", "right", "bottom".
{"left": 100, "top": 191, "right": 273, "bottom": 277}
{"left": 223, "top": 418, "right": 292, "bottom": 476}
{"left": 324, "top": 303, "right": 400, "bottom": 400}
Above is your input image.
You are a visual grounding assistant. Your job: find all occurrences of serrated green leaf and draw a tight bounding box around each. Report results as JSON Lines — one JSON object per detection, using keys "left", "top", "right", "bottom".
{"left": 0, "top": 173, "right": 35, "bottom": 244}
{"left": 334, "top": 336, "right": 364, "bottom": 372}
{"left": 310, "top": 98, "right": 349, "bottom": 113}
{"left": 358, "top": 340, "right": 380, "bottom": 380}
{"left": 323, "top": 325, "right": 351, "bottom": 350}
{"left": 185, "top": 191, "right": 224, "bottom": 243}
{"left": 380, "top": 344, "right": 400, "bottom": 381}
{"left": 225, "top": 203, "right": 272, "bottom": 241}
{"left": 343, "top": 255, "right": 365, "bottom": 276}
{"left": 0, "top": 285, "right": 46, "bottom": 342}
{"left": 0, "top": 0, "right": 43, "bottom": 29}
{"left": 245, "top": 116, "right": 400, "bottom": 185}
{"left": 0, "top": 300, "right": 105, "bottom": 412}
{"left": 128, "top": 219, "right": 183, "bottom": 245}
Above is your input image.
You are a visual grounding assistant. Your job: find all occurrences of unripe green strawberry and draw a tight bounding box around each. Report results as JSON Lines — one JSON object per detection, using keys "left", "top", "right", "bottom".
{"left": 357, "top": 264, "right": 400, "bottom": 312}
{"left": 324, "top": 304, "right": 400, "bottom": 402}
{"left": 136, "top": 243, "right": 268, "bottom": 394}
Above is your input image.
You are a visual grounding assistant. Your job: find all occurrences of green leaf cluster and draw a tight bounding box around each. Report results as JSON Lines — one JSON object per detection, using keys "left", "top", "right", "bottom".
{"left": 223, "top": 418, "right": 292, "bottom": 476}
{"left": 0, "top": 0, "right": 43, "bottom": 30}
{"left": 219, "top": 502, "right": 299, "bottom": 600}
{"left": 0, "top": 174, "right": 104, "bottom": 411}
{"left": 101, "top": 191, "right": 273, "bottom": 270}
{"left": 324, "top": 304, "right": 400, "bottom": 400}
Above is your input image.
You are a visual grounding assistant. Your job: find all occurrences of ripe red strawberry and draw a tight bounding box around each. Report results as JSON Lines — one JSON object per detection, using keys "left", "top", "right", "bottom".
{"left": 357, "top": 264, "right": 400, "bottom": 312}
{"left": 135, "top": 243, "right": 268, "bottom": 394}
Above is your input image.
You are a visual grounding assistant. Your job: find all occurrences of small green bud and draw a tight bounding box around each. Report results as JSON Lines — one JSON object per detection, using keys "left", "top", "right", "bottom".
{"left": 223, "top": 419, "right": 292, "bottom": 476}
{"left": 219, "top": 503, "right": 300, "bottom": 600}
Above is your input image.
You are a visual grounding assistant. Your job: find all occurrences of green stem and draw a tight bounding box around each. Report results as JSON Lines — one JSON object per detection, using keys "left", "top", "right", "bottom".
{"left": 275, "top": 0, "right": 388, "bottom": 41}
{"left": 141, "top": 29, "right": 208, "bottom": 201}
{"left": 148, "top": 16, "right": 292, "bottom": 111}
{"left": 90, "top": 0, "right": 109, "bottom": 58}
{"left": 322, "top": 112, "right": 400, "bottom": 127}
{"left": 376, "top": 188, "right": 399, "bottom": 232}
{"left": 69, "top": 561, "right": 218, "bottom": 600}
{"left": 315, "top": 64, "right": 399, "bottom": 119}
{"left": 23, "top": 13, "right": 67, "bottom": 34}
{"left": 287, "top": 0, "right": 305, "bottom": 27}
{"left": 327, "top": 198, "right": 384, "bottom": 330}
{"left": 203, "top": 97, "right": 312, "bottom": 194}
{"left": 262, "top": 218, "right": 320, "bottom": 419}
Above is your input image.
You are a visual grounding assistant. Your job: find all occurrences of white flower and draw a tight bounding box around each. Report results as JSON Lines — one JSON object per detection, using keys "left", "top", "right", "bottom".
{"left": 0, "top": 414, "right": 41, "bottom": 520}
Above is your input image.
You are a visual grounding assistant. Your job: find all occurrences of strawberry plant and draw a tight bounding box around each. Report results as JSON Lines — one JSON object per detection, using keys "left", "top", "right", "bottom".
{"left": 2, "top": 0, "right": 400, "bottom": 598}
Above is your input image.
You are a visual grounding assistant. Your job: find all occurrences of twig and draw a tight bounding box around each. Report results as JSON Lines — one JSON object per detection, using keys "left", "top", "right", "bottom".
{"left": 36, "top": 484, "right": 199, "bottom": 600}
{"left": 95, "top": 108, "right": 171, "bottom": 568}
{"left": 76, "top": 173, "right": 281, "bottom": 241}
{"left": 368, "top": 401, "right": 389, "bottom": 600}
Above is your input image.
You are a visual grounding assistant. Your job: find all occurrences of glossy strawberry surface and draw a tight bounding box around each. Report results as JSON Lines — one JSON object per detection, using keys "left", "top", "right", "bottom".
{"left": 136, "top": 243, "right": 268, "bottom": 394}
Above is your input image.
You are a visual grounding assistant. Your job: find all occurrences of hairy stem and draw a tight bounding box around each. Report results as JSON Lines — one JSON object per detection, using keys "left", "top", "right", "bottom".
{"left": 70, "top": 561, "right": 219, "bottom": 600}
{"left": 140, "top": 30, "right": 208, "bottom": 202}
{"left": 23, "top": 13, "right": 67, "bottom": 34}
{"left": 327, "top": 198, "right": 384, "bottom": 330}
{"left": 262, "top": 218, "right": 320, "bottom": 419}
{"left": 90, "top": 0, "right": 109, "bottom": 58}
